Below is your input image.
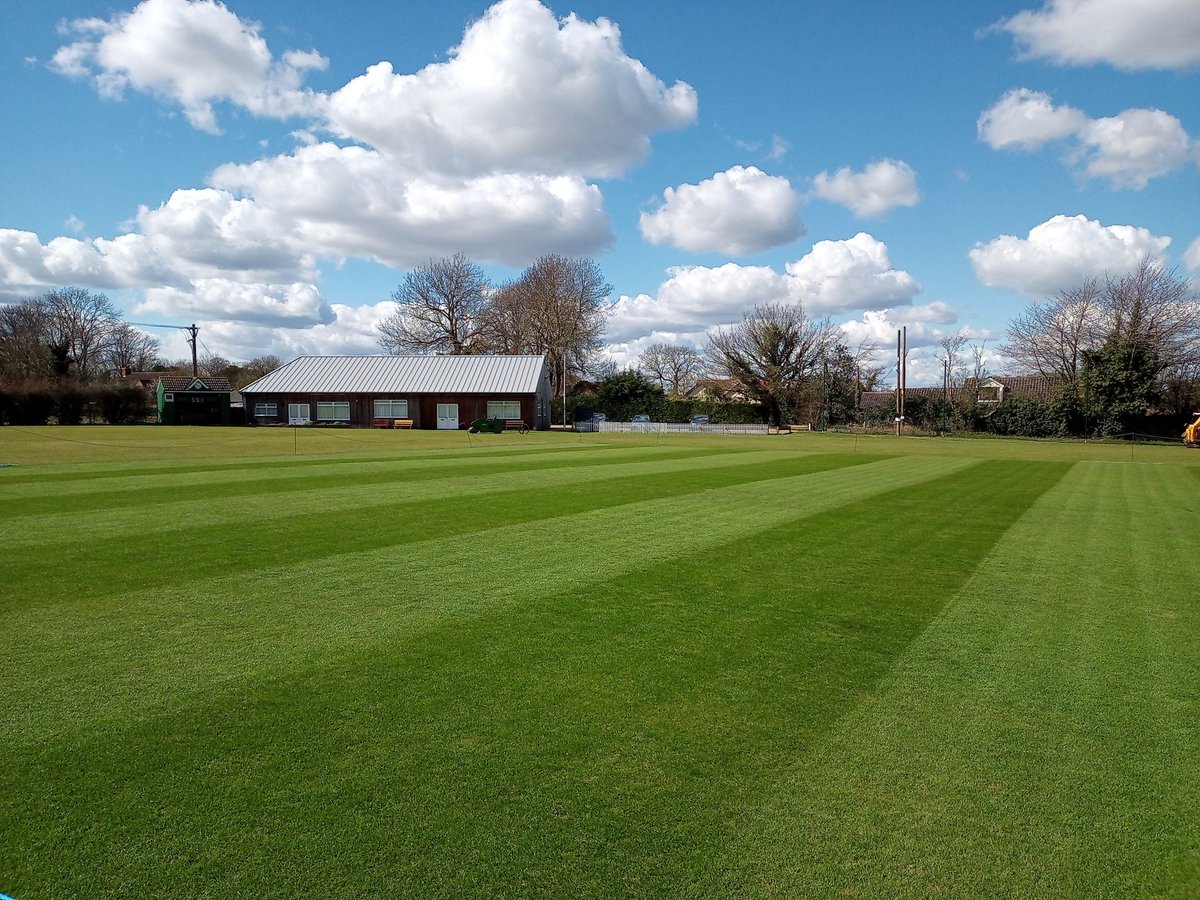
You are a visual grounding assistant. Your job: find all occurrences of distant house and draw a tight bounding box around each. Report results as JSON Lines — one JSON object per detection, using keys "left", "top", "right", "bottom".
{"left": 965, "top": 375, "right": 1065, "bottom": 408}
{"left": 859, "top": 375, "right": 1065, "bottom": 417}
{"left": 156, "top": 374, "right": 234, "bottom": 425}
{"left": 685, "top": 378, "right": 753, "bottom": 402}
{"left": 240, "top": 354, "right": 553, "bottom": 430}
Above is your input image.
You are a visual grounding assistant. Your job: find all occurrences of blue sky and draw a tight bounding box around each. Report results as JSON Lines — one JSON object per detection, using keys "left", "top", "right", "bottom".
{"left": 2, "top": 0, "right": 1197, "bottom": 384}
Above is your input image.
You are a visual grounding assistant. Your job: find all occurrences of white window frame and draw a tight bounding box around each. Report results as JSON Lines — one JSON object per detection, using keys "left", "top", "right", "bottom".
{"left": 288, "top": 403, "right": 310, "bottom": 424}
{"left": 373, "top": 399, "right": 408, "bottom": 419}
{"left": 254, "top": 401, "right": 277, "bottom": 417}
{"left": 316, "top": 400, "right": 351, "bottom": 421}
{"left": 487, "top": 400, "right": 522, "bottom": 420}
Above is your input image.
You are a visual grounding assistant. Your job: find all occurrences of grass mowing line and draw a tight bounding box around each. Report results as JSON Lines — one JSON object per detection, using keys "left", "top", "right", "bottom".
{"left": 0, "top": 440, "right": 666, "bottom": 485}
{"left": 0, "top": 453, "right": 888, "bottom": 608}
{"left": 0, "top": 460, "right": 1064, "bottom": 897}
{"left": 0, "top": 442, "right": 744, "bottom": 501}
{"left": 0, "top": 445, "right": 776, "bottom": 516}
{"left": 1, "top": 448, "right": 857, "bottom": 546}
{"left": 717, "top": 460, "right": 1200, "bottom": 897}
{"left": 1, "top": 456, "right": 976, "bottom": 748}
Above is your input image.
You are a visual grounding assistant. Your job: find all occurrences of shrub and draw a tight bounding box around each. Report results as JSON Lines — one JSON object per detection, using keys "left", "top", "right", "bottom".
{"left": 96, "top": 385, "right": 150, "bottom": 424}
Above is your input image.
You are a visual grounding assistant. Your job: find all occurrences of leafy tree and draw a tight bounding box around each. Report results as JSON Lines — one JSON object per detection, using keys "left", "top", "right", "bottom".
{"left": 378, "top": 253, "right": 490, "bottom": 355}
{"left": 1081, "top": 338, "right": 1159, "bottom": 436}
{"left": 595, "top": 370, "right": 665, "bottom": 420}
{"left": 707, "top": 302, "right": 836, "bottom": 426}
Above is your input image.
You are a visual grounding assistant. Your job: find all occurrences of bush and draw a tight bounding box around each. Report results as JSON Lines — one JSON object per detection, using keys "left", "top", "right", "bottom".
{"left": 0, "top": 381, "right": 56, "bottom": 425}
{"left": 55, "top": 383, "right": 91, "bottom": 425}
{"left": 96, "top": 385, "right": 150, "bottom": 424}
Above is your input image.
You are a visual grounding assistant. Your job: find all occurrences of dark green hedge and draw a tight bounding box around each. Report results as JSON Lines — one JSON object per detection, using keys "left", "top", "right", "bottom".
{"left": 0, "top": 381, "right": 151, "bottom": 425}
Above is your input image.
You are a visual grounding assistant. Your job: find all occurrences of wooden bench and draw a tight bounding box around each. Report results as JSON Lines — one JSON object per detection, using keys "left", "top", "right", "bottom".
{"left": 504, "top": 420, "right": 528, "bottom": 433}
{"left": 371, "top": 418, "right": 391, "bottom": 428}
{"left": 394, "top": 418, "right": 414, "bottom": 429}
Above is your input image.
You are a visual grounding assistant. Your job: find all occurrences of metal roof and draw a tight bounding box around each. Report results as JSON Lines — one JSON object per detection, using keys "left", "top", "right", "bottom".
{"left": 240, "top": 355, "right": 548, "bottom": 395}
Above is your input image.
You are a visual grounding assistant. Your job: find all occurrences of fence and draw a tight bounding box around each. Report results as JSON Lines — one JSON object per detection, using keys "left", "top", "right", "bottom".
{"left": 598, "top": 421, "right": 770, "bottom": 436}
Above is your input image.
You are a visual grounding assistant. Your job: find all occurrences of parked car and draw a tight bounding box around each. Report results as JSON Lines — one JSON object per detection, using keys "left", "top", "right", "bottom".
{"left": 632, "top": 414, "right": 651, "bottom": 423}
{"left": 689, "top": 414, "right": 710, "bottom": 425}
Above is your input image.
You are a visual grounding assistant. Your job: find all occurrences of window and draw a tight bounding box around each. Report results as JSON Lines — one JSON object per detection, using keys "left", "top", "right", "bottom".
{"left": 374, "top": 399, "right": 408, "bottom": 419}
{"left": 487, "top": 400, "right": 521, "bottom": 420}
{"left": 254, "top": 402, "right": 277, "bottom": 417}
{"left": 317, "top": 400, "right": 351, "bottom": 421}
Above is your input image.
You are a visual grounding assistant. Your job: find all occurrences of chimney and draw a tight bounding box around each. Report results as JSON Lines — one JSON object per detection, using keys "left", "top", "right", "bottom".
{"left": 119, "top": 365, "right": 131, "bottom": 378}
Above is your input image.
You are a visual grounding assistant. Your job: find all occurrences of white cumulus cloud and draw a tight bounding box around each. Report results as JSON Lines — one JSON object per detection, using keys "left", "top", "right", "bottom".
{"left": 996, "top": 0, "right": 1200, "bottom": 71}
{"left": 1075, "top": 109, "right": 1197, "bottom": 189}
{"left": 325, "top": 0, "right": 696, "bottom": 178}
{"left": 784, "top": 233, "right": 921, "bottom": 313}
{"left": 136, "top": 279, "right": 334, "bottom": 328}
{"left": 977, "top": 88, "right": 1087, "bottom": 150}
{"left": 810, "top": 159, "right": 921, "bottom": 218}
{"left": 1184, "top": 237, "right": 1200, "bottom": 272}
{"left": 978, "top": 89, "right": 1197, "bottom": 188}
{"left": 606, "top": 233, "right": 920, "bottom": 343}
{"left": 51, "top": 0, "right": 327, "bottom": 133}
{"left": 969, "top": 214, "right": 1171, "bottom": 297}
{"left": 638, "top": 166, "right": 803, "bottom": 256}
{"left": 211, "top": 143, "right": 612, "bottom": 268}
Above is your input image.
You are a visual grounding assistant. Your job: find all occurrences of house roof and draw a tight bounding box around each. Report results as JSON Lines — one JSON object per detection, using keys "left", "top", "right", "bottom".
{"left": 686, "top": 378, "right": 750, "bottom": 399}
{"left": 239, "top": 355, "right": 548, "bottom": 395}
{"left": 859, "top": 387, "right": 943, "bottom": 410}
{"left": 966, "top": 374, "right": 1065, "bottom": 402}
{"left": 158, "top": 374, "right": 233, "bottom": 393}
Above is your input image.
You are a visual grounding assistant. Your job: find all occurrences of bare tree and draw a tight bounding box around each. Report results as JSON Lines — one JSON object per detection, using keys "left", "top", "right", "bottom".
{"left": 41, "top": 287, "right": 121, "bottom": 380}
{"left": 103, "top": 323, "right": 161, "bottom": 374}
{"left": 378, "top": 253, "right": 490, "bottom": 355}
{"left": 0, "top": 300, "right": 52, "bottom": 378}
{"left": 935, "top": 330, "right": 970, "bottom": 384}
{"left": 479, "top": 255, "right": 611, "bottom": 396}
{"left": 1001, "top": 279, "right": 1100, "bottom": 380}
{"left": 235, "top": 355, "right": 283, "bottom": 388}
{"left": 639, "top": 343, "right": 705, "bottom": 396}
{"left": 1001, "top": 261, "right": 1199, "bottom": 383}
{"left": 0, "top": 288, "right": 121, "bottom": 380}
{"left": 707, "top": 302, "right": 837, "bottom": 426}
{"left": 1101, "top": 259, "right": 1199, "bottom": 374}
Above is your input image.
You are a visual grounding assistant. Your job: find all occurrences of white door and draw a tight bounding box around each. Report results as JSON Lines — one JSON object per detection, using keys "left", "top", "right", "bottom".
{"left": 436, "top": 403, "right": 459, "bottom": 430}
{"left": 288, "top": 403, "right": 310, "bottom": 425}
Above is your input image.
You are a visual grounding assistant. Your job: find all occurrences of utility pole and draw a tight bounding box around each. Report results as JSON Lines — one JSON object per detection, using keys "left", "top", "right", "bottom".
{"left": 895, "top": 329, "right": 901, "bottom": 436}
{"left": 186, "top": 323, "right": 200, "bottom": 377}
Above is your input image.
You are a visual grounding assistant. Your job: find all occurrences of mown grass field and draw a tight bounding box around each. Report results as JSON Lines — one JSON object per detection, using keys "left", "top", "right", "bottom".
{"left": 2, "top": 426, "right": 1199, "bottom": 898}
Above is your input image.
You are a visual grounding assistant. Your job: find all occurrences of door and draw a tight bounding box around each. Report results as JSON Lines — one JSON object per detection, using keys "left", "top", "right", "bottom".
{"left": 436, "top": 403, "right": 459, "bottom": 430}
{"left": 288, "top": 403, "right": 310, "bottom": 425}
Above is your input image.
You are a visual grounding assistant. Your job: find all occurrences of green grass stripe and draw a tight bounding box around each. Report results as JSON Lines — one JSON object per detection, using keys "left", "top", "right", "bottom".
{"left": 1, "top": 448, "right": 863, "bottom": 548}
{"left": 716, "top": 460, "right": 1200, "bottom": 897}
{"left": 0, "top": 459, "right": 1067, "bottom": 897}
{"left": 0, "top": 443, "right": 745, "bottom": 504}
{"left": 0, "top": 453, "right": 887, "bottom": 608}
{"left": 0, "top": 440, "right": 628, "bottom": 485}
{"left": 3, "top": 455, "right": 974, "bottom": 748}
